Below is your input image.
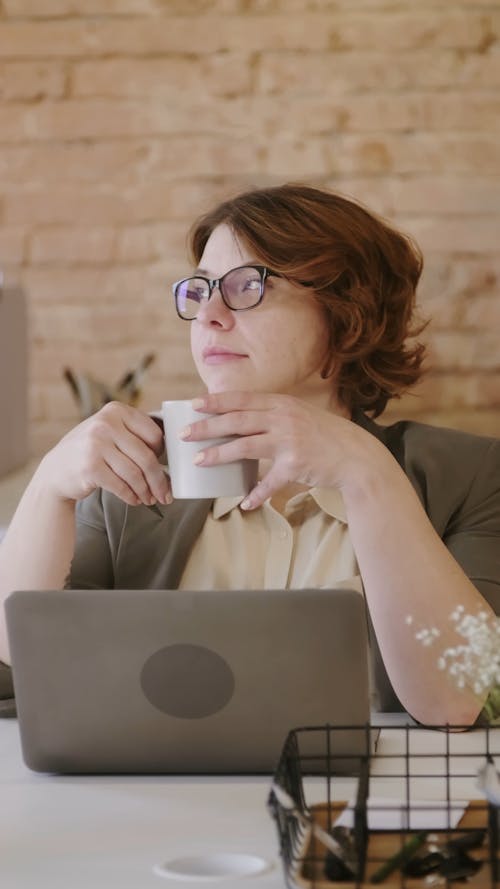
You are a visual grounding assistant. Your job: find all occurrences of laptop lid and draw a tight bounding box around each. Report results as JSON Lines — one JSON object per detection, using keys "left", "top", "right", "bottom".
{"left": 6, "top": 587, "right": 371, "bottom": 775}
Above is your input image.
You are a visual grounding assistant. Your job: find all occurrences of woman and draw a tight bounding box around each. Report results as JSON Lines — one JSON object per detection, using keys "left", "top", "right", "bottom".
{"left": 1, "top": 184, "right": 499, "bottom": 725}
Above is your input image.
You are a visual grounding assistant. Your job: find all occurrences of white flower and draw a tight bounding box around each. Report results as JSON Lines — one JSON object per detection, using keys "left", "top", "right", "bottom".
{"left": 408, "top": 608, "right": 500, "bottom": 724}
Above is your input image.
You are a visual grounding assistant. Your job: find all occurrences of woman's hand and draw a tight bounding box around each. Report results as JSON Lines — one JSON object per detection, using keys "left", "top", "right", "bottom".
{"left": 180, "top": 391, "right": 391, "bottom": 509}
{"left": 37, "top": 402, "right": 171, "bottom": 507}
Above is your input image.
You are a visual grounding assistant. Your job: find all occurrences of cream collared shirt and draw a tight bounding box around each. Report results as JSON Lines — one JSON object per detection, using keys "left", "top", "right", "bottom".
{"left": 179, "top": 487, "right": 378, "bottom": 705}
{"left": 179, "top": 487, "right": 361, "bottom": 593}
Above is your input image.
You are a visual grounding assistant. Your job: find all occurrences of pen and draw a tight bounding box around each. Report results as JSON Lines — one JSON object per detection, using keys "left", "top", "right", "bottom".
{"left": 270, "top": 783, "right": 346, "bottom": 859}
{"left": 370, "top": 831, "right": 428, "bottom": 884}
{"left": 476, "top": 755, "right": 500, "bottom": 807}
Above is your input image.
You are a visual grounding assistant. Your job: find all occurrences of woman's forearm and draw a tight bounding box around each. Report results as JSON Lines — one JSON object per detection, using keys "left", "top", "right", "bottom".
{"left": 342, "top": 458, "right": 492, "bottom": 726}
{"left": 0, "top": 462, "right": 76, "bottom": 664}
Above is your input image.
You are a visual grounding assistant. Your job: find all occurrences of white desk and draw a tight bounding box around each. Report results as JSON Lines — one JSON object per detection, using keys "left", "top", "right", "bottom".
{"left": 0, "top": 720, "right": 283, "bottom": 889}
{"left": 1, "top": 720, "right": 498, "bottom": 889}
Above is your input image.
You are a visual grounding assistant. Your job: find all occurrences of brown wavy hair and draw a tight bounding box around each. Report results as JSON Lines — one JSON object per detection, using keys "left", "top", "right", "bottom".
{"left": 189, "top": 183, "right": 427, "bottom": 417}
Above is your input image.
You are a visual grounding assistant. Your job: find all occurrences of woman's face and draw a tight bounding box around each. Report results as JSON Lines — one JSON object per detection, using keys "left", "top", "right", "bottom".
{"left": 189, "top": 224, "right": 336, "bottom": 406}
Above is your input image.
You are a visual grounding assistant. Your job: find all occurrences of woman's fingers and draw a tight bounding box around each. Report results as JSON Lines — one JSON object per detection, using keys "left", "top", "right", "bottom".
{"left": 102, "top": 447, "right": 163, "bottom": 505}
{"left": 44, "top": 402, "right": 172, "bottom": 506}
{"left": 193, "top": 433, "right": 271, "bottom": 466}
{"left": 191, "top": 391, "right": 276, "bottom": 415}
{"left": 98, "top": 461, "right": 143, "bottom": 507}
{"left": 182, "top": 409, "right": 268, "bottom": 442}
{"left": 241, "top": 470, "right": 290, "bottom": 511}
{"left": 185, "top": 392, "right": 352, "bottom": 503}
{"left": 111, "top": 433, "right": 170, "bottom": 504}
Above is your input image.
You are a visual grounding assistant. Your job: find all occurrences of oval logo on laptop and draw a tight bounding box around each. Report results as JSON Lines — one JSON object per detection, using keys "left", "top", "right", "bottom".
{"left": 140, "top": 644, "right": 235, "bottom": 719}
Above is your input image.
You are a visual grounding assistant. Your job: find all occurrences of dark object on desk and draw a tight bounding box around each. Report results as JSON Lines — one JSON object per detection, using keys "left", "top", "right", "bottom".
{"left": 402, "top": 849, "right": 443, "bottom": 877}
{"left": 370, "top": 831, "right": 428, "bottom": 883}
{"left": 0, "top": 698, "right": 16, "bottom": 718}
{"left": 0, "top": 661, "right": 15, "bottom": 718}
{"left": 324, "top": 827, "right": 358, "bottom": 881}
{"left": 5, "top": 586, "right": 371, "bottom": 774}
{"left": 403, "top": 830, "right": 486, "bottom": 880}
{"left": 439, "top": 849, "right": 483, "bottom": 880}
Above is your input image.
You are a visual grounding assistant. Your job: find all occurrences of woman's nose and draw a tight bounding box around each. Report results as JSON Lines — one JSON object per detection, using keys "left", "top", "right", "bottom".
{"left": 195, "top": 287, "right": 235, "bottom": 328}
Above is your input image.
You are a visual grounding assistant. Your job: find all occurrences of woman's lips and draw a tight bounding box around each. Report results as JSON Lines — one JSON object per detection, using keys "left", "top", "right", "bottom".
{"left": 202, "top": 348, "right": 248, "bottom": 365}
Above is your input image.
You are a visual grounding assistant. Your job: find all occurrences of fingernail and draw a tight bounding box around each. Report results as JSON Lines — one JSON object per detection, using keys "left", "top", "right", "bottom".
{"left": 179, "top": 425, "right": 191, "bottom": 440}
{"left": 241, "top": 497, "right": 252, "bottom": 510}
{"left": 193, "top": 451, "right": 205, "bottom": 465}
{"left": 191, "top": 398, "right": 205, "bottom": 410}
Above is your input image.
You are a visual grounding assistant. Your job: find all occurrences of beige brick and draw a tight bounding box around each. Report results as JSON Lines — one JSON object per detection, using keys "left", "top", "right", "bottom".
{"left": 405, "top": 373, "right": 500, "bottom": 411}
{"left": 29, "top": 302, "right": 166, "bottom": 347}
{"left": 3, "top": 0, "right": 156, "bottom": 14}
{"left": 420, "top": 410, "right": 500, "bottom": 438}
{"left": 0, "top": 16, "right": 331, "bottom": 58}
{"left": 4, "top": 179, "right": 243, "bottom": 226}
{"left": 263, "top": 138, "right": 330, "bottom": 176}
{"left": 326, "top": 11, "right": 495, "bottom": 52}
{"left": 335, "top": 177, "right": 500, "bottom": 218}
{"left": 0, "top": 100, "right": 179, "bottom": 142}
{"left": 140, "top": 138, "right": 261, "bottom": 178}
{"left": 325, "top": 134, "right": 500, "bottom": 176}
{"left": 0, "top": 142, "right": 161, "bottom": 184}
{"left": 116, "top": 222, "right": 188, "bottom": 262}
{"left": 256, "top": 51, "right": 500, "bottom": 95}
{"left": 0, "top": 97, "right": 286, "bottom": 143}
{"left": 39, "top": 381, "right": 80, "bottom": 423}
{"left": 72, "top": 56, "right": 252, "bottom": 99}
{"left": 382, "top": 402, "right": 500, "bottom": 437}
{"left": 1, "top": 12, "right": 492, "bottom": 59}
{"left": 0, "top": 61, "right": 66, "bottom": 101}
{"left": 426, "top": 330, "right": 500, "bottom": 371}
{"left": 401, "top": 216, "right": 500, "bottom": 253}
{"left": 21, "top": 266, "right": 154, "bottom": 304}
{"left": 0, "top": 227, "right": 26, "bottom": 263}
{"left": 29, "top": 226, "right": 116, "bottom": 264}
{"left": 338, "top": 93, "right": 500, "bottom": 133}
{"left": 3, "top": 94, "right": 495, "bottom": 147}
{"left": 414, "top": 283, "right": 500, "bottom": 333}
{"left": 4, "top": 188, "right": 129, "bottom": 225}
{"left": 462, "top": 294, "right": 500, "bottom": 329}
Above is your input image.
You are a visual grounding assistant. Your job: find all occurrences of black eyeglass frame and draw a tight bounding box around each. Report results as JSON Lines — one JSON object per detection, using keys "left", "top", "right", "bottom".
{"left": 171, "top": 264, "right": 282, "bottom": 321}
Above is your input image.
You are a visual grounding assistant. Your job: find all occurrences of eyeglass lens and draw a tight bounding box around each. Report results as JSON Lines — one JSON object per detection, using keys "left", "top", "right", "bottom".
{"left": 175, "top": 266, "right": 264, "bottom": 319}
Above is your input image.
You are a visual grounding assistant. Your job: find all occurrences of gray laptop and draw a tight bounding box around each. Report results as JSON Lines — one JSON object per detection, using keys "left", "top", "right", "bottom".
{"left": 6, "top": 587, "right": 371, "bottom": 775}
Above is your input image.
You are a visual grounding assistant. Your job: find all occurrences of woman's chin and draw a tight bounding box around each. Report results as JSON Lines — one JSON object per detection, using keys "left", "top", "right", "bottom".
{"left": 201, "top": 368, "right": 256, "bottom": 394}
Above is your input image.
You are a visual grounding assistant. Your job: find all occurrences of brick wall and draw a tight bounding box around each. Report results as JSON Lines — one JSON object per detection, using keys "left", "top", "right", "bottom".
{"left": 0, "top": 0, "right": 499, "bottom": 456}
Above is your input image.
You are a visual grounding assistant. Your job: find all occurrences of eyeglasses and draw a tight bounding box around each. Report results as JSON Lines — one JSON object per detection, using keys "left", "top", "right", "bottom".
{"left": 172, "top": 265, "right": 281, "bottom": 321}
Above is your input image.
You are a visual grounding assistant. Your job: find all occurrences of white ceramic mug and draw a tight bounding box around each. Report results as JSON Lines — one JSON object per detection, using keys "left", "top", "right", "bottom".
{"left": 162, "top": 400, "right": 258, "bottom": 499}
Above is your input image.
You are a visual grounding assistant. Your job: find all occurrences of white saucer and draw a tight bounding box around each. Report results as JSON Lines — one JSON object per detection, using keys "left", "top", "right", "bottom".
{"left": 153, "top": 852, "right": 273, "bottom": 882}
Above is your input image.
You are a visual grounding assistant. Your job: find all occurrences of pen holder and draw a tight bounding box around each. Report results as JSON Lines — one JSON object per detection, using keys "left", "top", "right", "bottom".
{"left": 268, "top": 723, "right": 500, "bottom": 889}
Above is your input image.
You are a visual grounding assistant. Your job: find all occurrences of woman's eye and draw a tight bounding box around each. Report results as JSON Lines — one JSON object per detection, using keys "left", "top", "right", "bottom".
{"left": 243, "top": 278, "right": 260, "bottom": 291}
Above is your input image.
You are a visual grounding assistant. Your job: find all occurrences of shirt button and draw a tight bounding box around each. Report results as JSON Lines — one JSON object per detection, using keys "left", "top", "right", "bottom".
{"left": 279, "top": 530, "right": 288, "bottom": 540}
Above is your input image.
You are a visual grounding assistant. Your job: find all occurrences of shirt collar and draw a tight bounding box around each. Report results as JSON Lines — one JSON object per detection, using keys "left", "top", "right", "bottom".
{"left": 213, "top": 495, "right": 246, "bottom": 519}
{"left": 212, "top": 487, "right": 347, "bottom": 523}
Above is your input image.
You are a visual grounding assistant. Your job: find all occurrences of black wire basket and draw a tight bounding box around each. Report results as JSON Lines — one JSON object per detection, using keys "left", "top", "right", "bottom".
{"left": 268, "top": 723, "right": 500, "bottom": 889}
